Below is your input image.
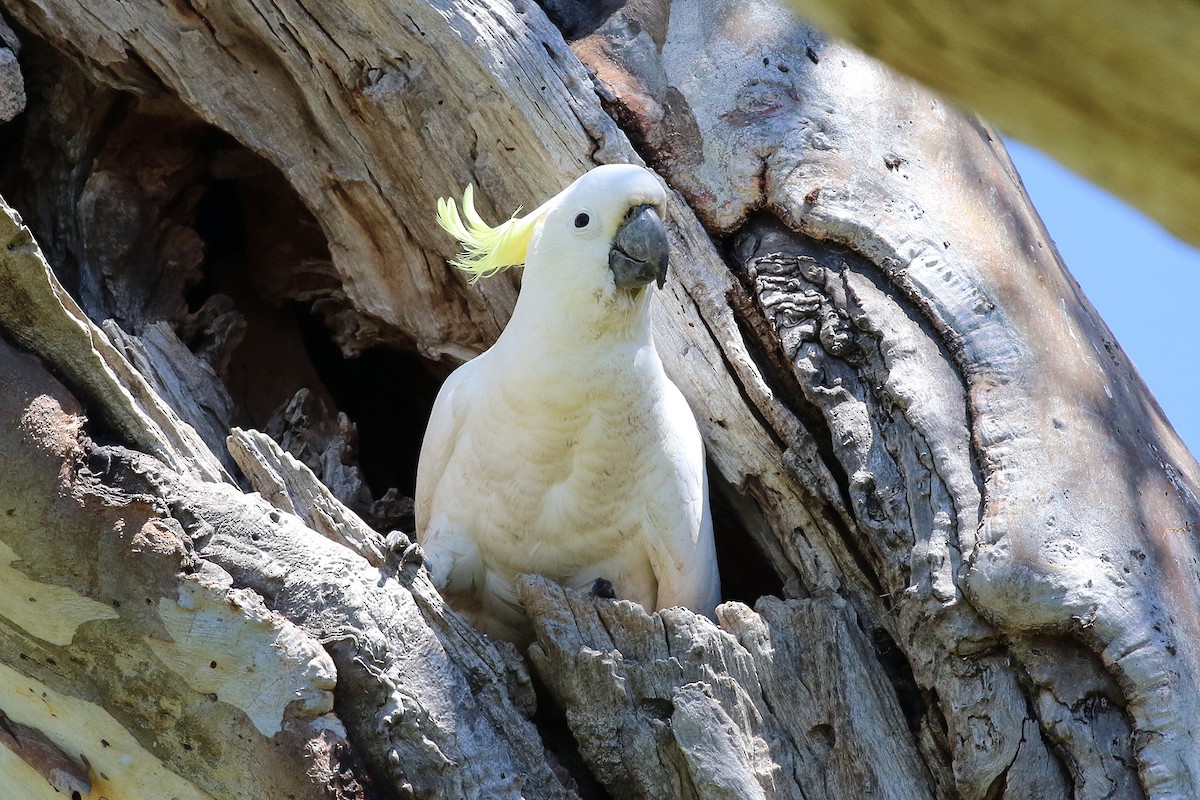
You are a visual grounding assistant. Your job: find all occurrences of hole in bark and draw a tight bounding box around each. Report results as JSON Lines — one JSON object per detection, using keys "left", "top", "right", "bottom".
{"left": 871, "top": 626, "right": 926, "bottom": 734}
{"left": 0, "top": 52, "right": 433, "bottom": 530}
{"left": 638, "top": 697, "right": 674, "bottom": 720}
{"left": 184, "top": 144, "right": 436, "bottom": 529}
{"left": 533, "top": 0, "right": 630, "bottom": 40}
{"left": 295, "top": 312, "right": 444, "bottom": 499}
{"left": 709, "top": 473, "right": 785, "bottom": 605}
{"left": 808, "top": 722, "right": 834, "bottom": 747}
{"left": 187, "top": 165, "right": 341, "bottom": 432}
{"left": 1, "top": 43, "right": 796, "bottom": 608}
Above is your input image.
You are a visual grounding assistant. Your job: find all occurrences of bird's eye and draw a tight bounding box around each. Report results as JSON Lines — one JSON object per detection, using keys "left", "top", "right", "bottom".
{"left": 574, "top": 212, "right": 590, "bottom": 228}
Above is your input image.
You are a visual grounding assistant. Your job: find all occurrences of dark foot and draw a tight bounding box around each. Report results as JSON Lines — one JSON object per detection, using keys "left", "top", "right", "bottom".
{"left": 590, "top": 578, "right": 616, "bottom": 599}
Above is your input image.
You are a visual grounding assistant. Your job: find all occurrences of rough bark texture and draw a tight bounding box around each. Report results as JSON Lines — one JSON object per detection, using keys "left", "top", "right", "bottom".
{"left": 0, "top": 1, "right": 1197, "bottom": 799}
{"left": 0, "top": 194, "right": 570, "bottom": 799}
{"left": 522, "top": 575, "right": 934, "bottom": 799}
{"left": 782, "top": 0, "right": 1200, "bottom": 250}
{"left": 0, "top": 223, "right": 353, "bottom": 798}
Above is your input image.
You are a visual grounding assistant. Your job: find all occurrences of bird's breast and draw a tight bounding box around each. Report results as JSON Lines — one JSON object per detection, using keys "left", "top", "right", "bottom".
{"left": 444, "top": 355, "right": 679, "bottom": 578}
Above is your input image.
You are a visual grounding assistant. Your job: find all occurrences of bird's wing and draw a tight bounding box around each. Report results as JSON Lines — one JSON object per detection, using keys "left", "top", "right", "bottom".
{"left": 647, "top": 380, "right": 722, "bottom": 618}
{"left": 414, "top": 364, "right": 469, "bottom": 534}
{"left": 414, "top": 362, "right": 487, "bottom": 594}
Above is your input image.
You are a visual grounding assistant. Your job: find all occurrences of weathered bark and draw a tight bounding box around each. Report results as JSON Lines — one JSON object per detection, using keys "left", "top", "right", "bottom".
{"left": 521, "top": 575, "right": 935, "bottom": 799}
{"left": 0, "top": 208, "right": 352, "bottom": 798}
{"left": 0, "top": 1, "right": 1197, "bottom": 799}
{"left": 781, "top": 0, "right": 1200, "bottom": 250}
{"left": 0, "top": 195, "right": 571, "bottom": 798}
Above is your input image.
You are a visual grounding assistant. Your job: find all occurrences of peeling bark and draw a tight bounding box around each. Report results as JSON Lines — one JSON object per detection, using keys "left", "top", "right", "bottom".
{"left": 0, "top": 305, "right": 354, "bottom": 799}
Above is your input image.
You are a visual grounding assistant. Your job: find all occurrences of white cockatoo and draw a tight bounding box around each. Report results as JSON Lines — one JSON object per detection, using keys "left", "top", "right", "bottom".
{"left": 416, "top": 164, "right": 720, "bottom": 642}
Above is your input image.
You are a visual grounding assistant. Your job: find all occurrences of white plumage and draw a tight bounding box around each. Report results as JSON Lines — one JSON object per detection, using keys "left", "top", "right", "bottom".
{"left": 416, "top": 164, "right": 720, "bottom": 642}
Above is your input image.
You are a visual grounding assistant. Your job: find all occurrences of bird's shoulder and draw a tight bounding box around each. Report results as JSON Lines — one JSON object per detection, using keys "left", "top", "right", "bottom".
{"left": 431, "top": 351, "right": 493, "bottom": 415}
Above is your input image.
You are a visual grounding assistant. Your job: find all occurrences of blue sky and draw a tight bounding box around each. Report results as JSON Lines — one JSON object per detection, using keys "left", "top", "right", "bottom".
{"left": 1005, "top": 140, "right": 1199, "bottom": 460}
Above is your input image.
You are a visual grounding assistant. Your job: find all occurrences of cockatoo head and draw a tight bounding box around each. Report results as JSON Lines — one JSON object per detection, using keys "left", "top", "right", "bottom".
{"left": 437, "top": 164, "right": 671, "bottom": 325}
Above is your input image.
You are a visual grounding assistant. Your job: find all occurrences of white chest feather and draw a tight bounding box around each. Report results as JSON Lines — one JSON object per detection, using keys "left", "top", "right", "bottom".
{"left": 428, "top": 340, "right": 694, "bottom": 598}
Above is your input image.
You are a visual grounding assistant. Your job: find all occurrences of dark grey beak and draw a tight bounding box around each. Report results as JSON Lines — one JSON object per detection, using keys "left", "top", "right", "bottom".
{"left": 609, "top": 205, "right": 669, "bottom": 291}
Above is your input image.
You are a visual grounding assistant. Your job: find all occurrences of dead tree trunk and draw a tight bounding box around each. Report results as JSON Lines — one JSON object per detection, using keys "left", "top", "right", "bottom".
{"left": 0, "top": 1, "right": 1196, "bottom": 798}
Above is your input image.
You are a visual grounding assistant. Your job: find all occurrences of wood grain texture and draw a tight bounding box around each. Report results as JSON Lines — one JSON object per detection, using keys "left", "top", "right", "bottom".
{"left": 0, "top": 0, "right": 1198, "bottom": 797}
{"left": 0, "top": 194, "right": 569, "bottom": 798}
{"left": 228, "top": 425, "right": 387, "bottom": 564}
{"left": 0, "top": 196, "right": 229, "bottom": 482}
{"left": 578, "top": 0, "right": 1200, "bottom": 796}
{"left": 0, "top": 316, "right": 353, "bottom": 798}
{"left": 132, "top": 448, "right": 579, "bottom": 800}
{"left": 523, "top": 575, "right": 935, "bottom": 800}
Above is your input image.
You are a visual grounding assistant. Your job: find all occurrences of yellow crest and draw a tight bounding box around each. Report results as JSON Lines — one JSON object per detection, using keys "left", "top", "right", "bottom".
{"left": 436, "top": 184, "right": 542, "bottom": 283}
